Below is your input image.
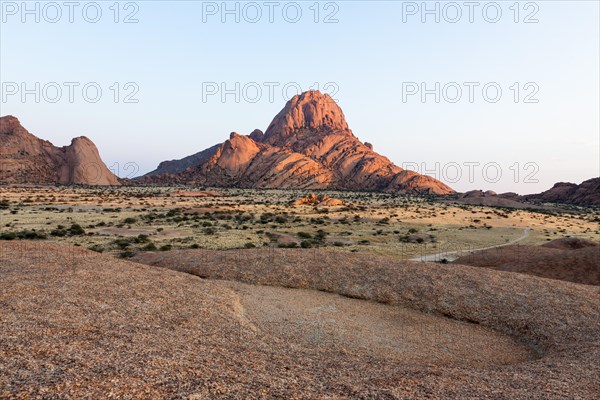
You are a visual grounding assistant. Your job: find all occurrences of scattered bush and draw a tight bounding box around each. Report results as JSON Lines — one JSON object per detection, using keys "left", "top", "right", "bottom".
{"left": 50, "top": 228, "right": 67, "bottom": 237}
{"left": 0, "top": 232, "right": 17, "bottom": 240}
{"left": 143, "top": 242, "right": 158, "bottom": 251}
{"left": 67, "top": 223, "right": 85, "bottom": 236}
{"left": 0, "top": 230, "right": 47, "bottom": 240}
{"left": 119, "top": 250, "right": 135, "bottom": 258}
{"left": 134, "top": 234, "right": 150, "bottom": 243}
{"left": 88, "top": 244, "right": 104, "bottom": 253}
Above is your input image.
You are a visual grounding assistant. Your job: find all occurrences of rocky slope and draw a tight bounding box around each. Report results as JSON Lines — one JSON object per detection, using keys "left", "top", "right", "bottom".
{"left": 451, "top": 181, "right": 600, "bottom": 209}
{"left": 522, "top": 178, "right": 600, "bottom": 207}
{"left": 140, "top": 91, "right": 454, "bottom": 194}
{"left": 0, "top": 116, "right": 119, "bottom": 185}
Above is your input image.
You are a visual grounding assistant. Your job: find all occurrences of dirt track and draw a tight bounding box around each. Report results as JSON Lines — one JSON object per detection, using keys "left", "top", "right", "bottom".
{"left": 412, "top": 228, "right": 531, "bottom": 262}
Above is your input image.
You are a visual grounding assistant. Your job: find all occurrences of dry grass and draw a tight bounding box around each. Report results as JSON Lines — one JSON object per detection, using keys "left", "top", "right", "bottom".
{"left": 1, "top": 185, "right": 598, "bottom": 260}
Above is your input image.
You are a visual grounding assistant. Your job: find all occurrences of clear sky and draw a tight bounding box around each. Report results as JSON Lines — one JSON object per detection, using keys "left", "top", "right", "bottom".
{"left": 1, "top": 0, "right": 598, "bottom": 193}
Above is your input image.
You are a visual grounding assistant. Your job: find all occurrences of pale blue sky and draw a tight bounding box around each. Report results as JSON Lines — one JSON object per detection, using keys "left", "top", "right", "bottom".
{"left": 1, "top": 0, "right": 598, "bottom": 193}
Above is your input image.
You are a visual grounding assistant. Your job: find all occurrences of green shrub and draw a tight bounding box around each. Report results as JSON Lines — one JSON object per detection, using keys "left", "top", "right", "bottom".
{"left": 134, "top": 234, "right": 150, "bottom": 243}
{"left": 0, "top": 232, "right": 16, "bottom": 240}
{"left": 88, "top": 244, "right": 104, "bottom": 253}
{"left": 50, "top": 229, "right": 67, "bottom": 237}
{"left": 19, "top": 230, "right": 47, "bottom": 240}
{"left": 113, "top": 238, "right": 131, "bottom": 249}
{"left": 67, "top": 223, "right": 85, "bottom": 236}
{"left": 315, "top": 230, "right": 328, "bottom": 241}
{"left": 300, "top": 240, "right": 312, "bottom": 248}
{"left": 143, "top": 242, "right": 157, "bottom": 251}
{"left": 119, "top": 250, "right": 135, "bottom": 258}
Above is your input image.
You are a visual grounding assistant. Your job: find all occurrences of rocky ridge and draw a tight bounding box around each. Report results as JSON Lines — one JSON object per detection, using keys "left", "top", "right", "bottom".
{"left": 140, "top": 91, "right": 454, "bottom": 195}
{"left": 0, "top": 116, "right": 119, "bottom": 186}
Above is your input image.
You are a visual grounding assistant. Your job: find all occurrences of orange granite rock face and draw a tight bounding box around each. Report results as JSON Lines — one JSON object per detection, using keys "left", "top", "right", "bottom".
{"left": 0, "top": 115, "right": 119, "bottom": 185}
{"left": 142, "top": 91, "right": 455, "bottom": 194}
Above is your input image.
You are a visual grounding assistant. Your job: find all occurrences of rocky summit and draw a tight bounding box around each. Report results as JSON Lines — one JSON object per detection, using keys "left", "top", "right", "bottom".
{"left": 141, "top": 91, "right": 454, "bottom": 194}
{"left": 0, "top": 116, "right": 119, "bottom": 186}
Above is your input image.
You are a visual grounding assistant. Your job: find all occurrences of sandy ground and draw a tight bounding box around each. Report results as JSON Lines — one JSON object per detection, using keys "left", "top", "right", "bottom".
{"left": 223, "top": 281, "right": 532, "bottom": 367}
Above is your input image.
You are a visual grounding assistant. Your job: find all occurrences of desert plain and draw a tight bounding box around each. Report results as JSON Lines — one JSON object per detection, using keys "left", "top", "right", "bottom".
{"left": 1, "top": 185, "right": 599, "bottom": 398}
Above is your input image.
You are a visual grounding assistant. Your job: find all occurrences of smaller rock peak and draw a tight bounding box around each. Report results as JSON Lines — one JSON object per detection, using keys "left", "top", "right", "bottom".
{"left": 552, "top": 182, "right": 576, "bottom": 188}
{"left": 71, "top": 136, "right": 93, "bottom": 144}
{"left": 248, "top": 129, "right": 264, "bottom": 142}
{"left": 1, "top": 115, "right": 20, "bottom": 123}
{"left": 0, "top": 115, "right": 24, "bottom": 134}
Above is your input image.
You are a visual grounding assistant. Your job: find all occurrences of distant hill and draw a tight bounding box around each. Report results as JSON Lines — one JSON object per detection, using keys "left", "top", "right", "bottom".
{"left": 522, "top": 178, "right": 600, "bottom": 207}
{"left": 450, "top": 179, "right": 600, "bottom": 208}
{"left": 0, "top": 116, "right": 119, "bottom": 186}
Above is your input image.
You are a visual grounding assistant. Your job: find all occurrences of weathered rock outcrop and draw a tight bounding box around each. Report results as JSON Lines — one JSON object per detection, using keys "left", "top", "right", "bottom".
{"left": 0, "top": 116, "right": 119, "bottom": 185}
{"left": 140, "top": 91, "right": 454, "bottom": 194}
{"left": 293, "top": 193, "right": 345, "bottom": 206}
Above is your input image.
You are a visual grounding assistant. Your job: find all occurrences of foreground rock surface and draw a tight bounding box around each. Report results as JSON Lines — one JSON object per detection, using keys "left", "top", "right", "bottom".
{"left": 453, "top": 238, "right": 600, "bottom": 285}
{"left": 2, "top": 241, "right": 599, "bottom": 398}
{"left": 127, "top": 247, "right": 598, "bottom": 399}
